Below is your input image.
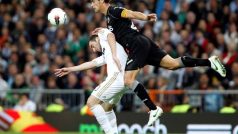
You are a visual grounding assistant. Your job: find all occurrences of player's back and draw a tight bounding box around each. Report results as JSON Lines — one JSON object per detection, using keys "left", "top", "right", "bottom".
{"left": 106, "top": 6, "right": 138, "bottom": 48}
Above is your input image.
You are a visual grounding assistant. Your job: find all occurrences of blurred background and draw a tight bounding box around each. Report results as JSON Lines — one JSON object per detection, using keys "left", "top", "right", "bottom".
{"left": 0, "top": 0, "right": 238, "bottom": 133}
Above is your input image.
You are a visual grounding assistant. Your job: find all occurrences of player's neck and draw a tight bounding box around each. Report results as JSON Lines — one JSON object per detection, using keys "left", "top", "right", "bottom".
{"left": 101, "top": 4, "right": 110, "bottom": 15}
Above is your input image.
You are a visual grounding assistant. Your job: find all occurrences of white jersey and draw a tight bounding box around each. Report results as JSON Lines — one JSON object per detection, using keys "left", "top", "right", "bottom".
{"left": 93, "top": 28, "right": 127, "bottom": 79}
{"left": 91, "top": 29, "right": 128, "bottom": 104}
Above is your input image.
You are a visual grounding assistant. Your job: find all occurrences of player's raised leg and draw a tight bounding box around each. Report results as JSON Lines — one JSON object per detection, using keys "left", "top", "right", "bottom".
{"left": 160, "top": 55, "right": 226, "bottom": 77}
{"left": 124, "top": 70, "right": 163, "bottom": 126}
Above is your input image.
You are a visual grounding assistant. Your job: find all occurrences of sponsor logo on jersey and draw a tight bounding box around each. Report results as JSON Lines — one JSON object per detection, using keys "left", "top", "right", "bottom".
{"left": 108, "top": 26, "right": 113, "bottom": 31}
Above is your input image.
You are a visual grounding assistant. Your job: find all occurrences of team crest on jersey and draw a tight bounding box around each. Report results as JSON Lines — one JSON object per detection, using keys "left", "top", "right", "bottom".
{"left": 108, "top": 26, "right": 113, "bottom": 31}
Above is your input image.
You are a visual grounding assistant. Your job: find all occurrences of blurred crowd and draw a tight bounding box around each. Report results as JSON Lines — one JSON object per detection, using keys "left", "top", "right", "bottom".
{"left": 0, "top": 0, "right": 238, "bottom": 112}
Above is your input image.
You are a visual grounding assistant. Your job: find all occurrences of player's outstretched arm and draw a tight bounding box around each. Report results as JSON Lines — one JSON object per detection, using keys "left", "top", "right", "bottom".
{"left": 54, "top": 61, "right": 97, "bottom": 77}
{"left": 121, "top": 9, "right": 157, "bottom": 22}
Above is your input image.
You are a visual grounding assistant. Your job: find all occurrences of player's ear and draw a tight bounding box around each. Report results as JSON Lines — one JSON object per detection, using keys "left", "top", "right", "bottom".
{"left": 96, "top": 36, "right": 100, "bottom": 42}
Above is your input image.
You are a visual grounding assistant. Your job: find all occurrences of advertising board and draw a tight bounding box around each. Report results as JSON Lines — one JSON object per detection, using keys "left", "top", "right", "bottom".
{"left": 38, "top": 112, "right": 238, "bottom": 134}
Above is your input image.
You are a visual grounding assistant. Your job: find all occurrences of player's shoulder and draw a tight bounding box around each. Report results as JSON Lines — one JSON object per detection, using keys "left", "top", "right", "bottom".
{"left": 109, "top": 6, "right": 126, "bottom": 11}
{"left": 113, "top": 6, "right": 125, "bottom": 9}
{"left": 99, "top": 28, "right": 110, "bottom": 33}
{"left": 98, "top": 28, "right": 112, "bottom": 37}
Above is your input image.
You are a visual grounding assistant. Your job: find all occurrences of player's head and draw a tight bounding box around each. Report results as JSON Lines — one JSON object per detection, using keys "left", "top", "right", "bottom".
{"left": 89, "top": 34, "right": 102, "bottom": 52}
{"left": 90, "top": 0, "right": 110, "bottom": 13}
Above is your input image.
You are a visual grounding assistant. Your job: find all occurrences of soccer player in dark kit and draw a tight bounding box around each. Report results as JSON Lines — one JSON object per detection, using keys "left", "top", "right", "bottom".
{"left": 90, "top": 0, "right": 226, "bottom": 126}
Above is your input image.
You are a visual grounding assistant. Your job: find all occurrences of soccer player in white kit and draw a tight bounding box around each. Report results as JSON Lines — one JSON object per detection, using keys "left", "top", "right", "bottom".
{"left": 55, "top": 28, "right": 127, "bottom": 134}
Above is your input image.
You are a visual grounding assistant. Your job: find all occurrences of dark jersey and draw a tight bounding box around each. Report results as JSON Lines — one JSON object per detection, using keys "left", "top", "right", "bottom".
{"left": 105, "top": 6, "right": 167, "bottom": 70}
{"left": 106, "top": 6, "right": 138, "bottom": 48}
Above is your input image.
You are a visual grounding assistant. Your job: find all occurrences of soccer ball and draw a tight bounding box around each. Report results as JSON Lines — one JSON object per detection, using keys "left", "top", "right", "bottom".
{"left": 47, "top": 8, "right": 68, "bottom": 26}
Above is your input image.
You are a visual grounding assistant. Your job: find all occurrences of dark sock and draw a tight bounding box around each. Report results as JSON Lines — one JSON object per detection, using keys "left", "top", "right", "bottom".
{"left": 181, "top": 56, "right": 211, "bottom": 67}
{"left": 133, "top": 83, "right": 157, "bottom": 110}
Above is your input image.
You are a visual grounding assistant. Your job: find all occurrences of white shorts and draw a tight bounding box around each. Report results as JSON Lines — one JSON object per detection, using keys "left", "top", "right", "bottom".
{"left": 91, "top": 72, "right": 128, "bottom": 104}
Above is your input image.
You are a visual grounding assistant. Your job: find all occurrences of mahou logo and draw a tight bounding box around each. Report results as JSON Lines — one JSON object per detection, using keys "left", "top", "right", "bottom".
{"left": 118, "top": 119, "right": 167, "bottom": 134}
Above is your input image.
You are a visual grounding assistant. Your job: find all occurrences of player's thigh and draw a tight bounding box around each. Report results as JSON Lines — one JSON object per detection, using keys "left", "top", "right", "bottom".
{"left": 97, "top": 85, "right": 125, "bottom": 104}
{"left": 92, "top": 72, "right": 119, "bottom": 98}
{"left": 92, "top": 78, "right": 124, "bottom": 103}
{"left": 124, "top": 69, "right": 140, "bottom": 86}
{"left": 146, "top": 43, "right": 167, "bottom": 66}
{"left": 107, "top": 87, "right": 128, "bottom": 105}
{"left": 125, "top": 35, "right": 150, "bottom": 71}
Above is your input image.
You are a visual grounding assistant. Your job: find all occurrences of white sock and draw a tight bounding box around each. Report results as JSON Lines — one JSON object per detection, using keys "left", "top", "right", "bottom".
{"left": 106, "top": 110, "right": 118, "bottom": 134}
{"left": 90, "top": 105, "right": 113, "bottom": 133}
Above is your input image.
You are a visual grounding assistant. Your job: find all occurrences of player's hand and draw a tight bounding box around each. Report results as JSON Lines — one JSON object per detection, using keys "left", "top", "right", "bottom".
{"left": 147, "top": 13, "right": 157, "bottom": 22}
{"left": 54, "top": 68, "right": 71, "bottom": 77}
{"left": 113, "top": 56, "right": 122, "bottom": 72}
{"left": 91, "top": 27, "right": 103, "bottom": 35}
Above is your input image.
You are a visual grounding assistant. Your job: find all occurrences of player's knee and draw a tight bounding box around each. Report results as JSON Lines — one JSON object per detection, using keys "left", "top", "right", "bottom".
{"left": 124, "top": 78, "right": 135, "bottom": 87}
{"left": 167, "top": 60, "right": 180, "bottom": 70}
{"left": 100, "top": 103, "right": 114, "bottom": 112}
{"left": 124, "top": 70, "right": 140, "bottom": 87}
{"left": 161, "top": 56, "right": 181, "bottom": 70}
{"left": 167, "top": 65, "right": 179, "bottom": 70}
{"left": 103, "top": 105, "right": 114, "bottom": 112}
{"left": 86, "top": 97, "right": 96, "bottom": 108}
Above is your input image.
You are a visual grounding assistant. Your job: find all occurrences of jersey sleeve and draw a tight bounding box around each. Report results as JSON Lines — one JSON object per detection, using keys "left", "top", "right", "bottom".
{"left": 108, "top": 6, "right": 126, "bottom": 19}
{"left": 92, "top": 56, "right": 106, "bottom": 67}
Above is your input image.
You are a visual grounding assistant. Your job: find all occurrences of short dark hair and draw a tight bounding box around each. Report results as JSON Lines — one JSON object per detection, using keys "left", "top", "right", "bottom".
{"left": 20, "top": 93, "right": 29, "bottom": 98}
{"left": 91, "top": 0, "right": 111, "bottom": 3}
{"left": 89, "top": 34, "right": 98, "bottom": 42}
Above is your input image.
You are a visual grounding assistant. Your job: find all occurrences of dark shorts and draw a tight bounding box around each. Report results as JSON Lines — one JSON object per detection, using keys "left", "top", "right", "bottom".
{"left": 125, "top": 35, "right": 167, "bottom": 71}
